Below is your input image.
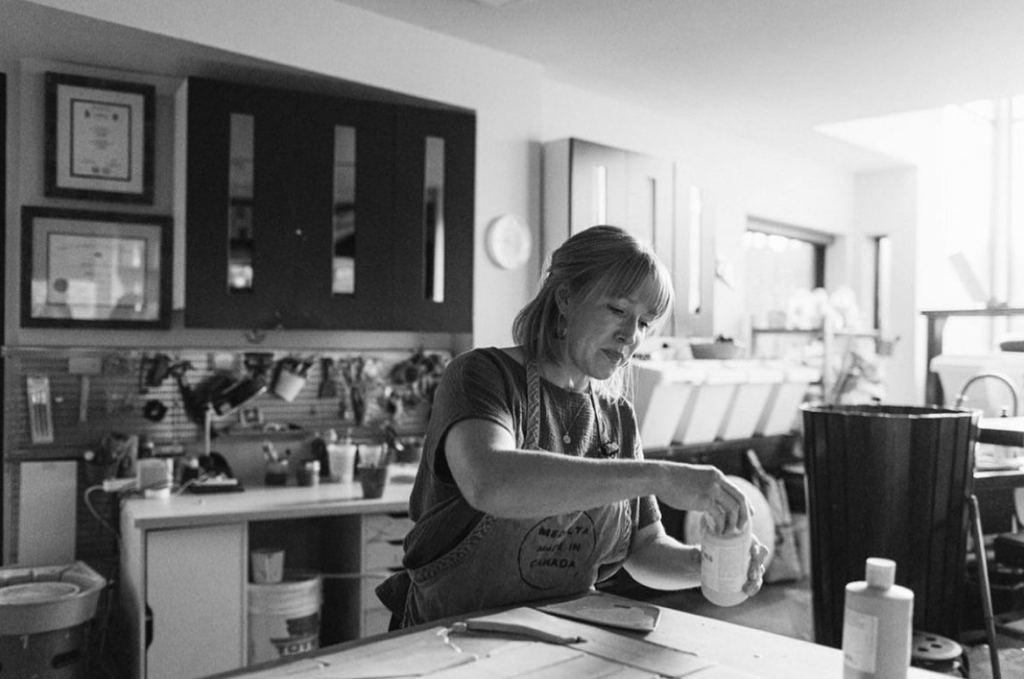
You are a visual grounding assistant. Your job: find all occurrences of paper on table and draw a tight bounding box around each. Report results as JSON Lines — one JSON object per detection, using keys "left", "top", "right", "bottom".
{"left": 470, "top": 608, "right": 715, "bottom": 677}
{"left": 312, "top": 627, "right": 494, "bottom": 678}
{"left": 404, "top": 642, "right": 586, "bottom": 679}
{"left": 538, "top": 593, "right": 661, "bottom": 632}
{"left": 226, "top": 659, "right": 326, "bottom": 679}
{"left": 686, "top": 666, "right": 770, "bottom": 679}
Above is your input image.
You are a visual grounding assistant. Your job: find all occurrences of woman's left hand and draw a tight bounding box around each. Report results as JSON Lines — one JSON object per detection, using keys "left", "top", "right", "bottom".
{"left": 742, "top": 535, "right": 771, "bottom": 597}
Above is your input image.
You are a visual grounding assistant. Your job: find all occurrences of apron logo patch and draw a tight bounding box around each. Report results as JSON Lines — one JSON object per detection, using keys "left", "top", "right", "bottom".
{"left": 518, "top": 512, "right": 597, "bottom": 589}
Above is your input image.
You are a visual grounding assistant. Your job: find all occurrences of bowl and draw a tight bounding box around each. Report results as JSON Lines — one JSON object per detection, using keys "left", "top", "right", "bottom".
{"left": 689, "top": 341, "right": 743, "bottom": 360}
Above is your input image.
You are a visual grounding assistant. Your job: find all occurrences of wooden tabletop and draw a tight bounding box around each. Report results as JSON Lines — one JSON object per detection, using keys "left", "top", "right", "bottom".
{"left": 211, "top": 591, "right": 948, "bottom": 679}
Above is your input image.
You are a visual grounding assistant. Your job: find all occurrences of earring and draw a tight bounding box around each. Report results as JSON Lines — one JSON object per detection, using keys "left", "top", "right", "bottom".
{"left": 557, "top": 313, "right": 567, "bottom": 339}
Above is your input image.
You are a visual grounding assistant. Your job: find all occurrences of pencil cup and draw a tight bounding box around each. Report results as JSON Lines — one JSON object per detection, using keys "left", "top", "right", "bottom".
{"left": 265, "top": 460, "right": 288, "bottom": 486}
{"left": 358, "top": 466, "right": 388, "bottom": 499}
{"left": 358, "top": 444, "right": 385, "bottom": 467}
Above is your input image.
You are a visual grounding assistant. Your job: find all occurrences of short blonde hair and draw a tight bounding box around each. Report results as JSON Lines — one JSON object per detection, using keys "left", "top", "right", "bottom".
{"left": 513, "top": 225, "right": 674, "bottom": 398}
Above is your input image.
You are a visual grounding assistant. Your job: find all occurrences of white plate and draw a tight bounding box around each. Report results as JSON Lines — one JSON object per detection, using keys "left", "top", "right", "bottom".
{"left": 683, "top": 475, "right": 775, "bottom": 571}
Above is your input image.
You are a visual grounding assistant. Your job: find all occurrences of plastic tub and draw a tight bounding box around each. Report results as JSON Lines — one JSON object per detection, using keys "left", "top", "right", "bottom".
{"left": 719, "top": 364, "right": 784, "bottom": 440}
{"left": 631, "top": 361, "right": 705, "bottom": 449}
{"left": 757, "top": 364, "right": 820, "bottom": 436}
{"left": 248, "top": 571, "right": 322, "bottom": 665}
{"left": 675, "top": 362, "right": 745, "bottom": 444}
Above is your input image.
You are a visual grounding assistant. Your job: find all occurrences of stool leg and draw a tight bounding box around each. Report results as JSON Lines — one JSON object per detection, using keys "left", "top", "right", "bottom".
{"left": 970, "top": 494, "right": 1001, "bottom": 679}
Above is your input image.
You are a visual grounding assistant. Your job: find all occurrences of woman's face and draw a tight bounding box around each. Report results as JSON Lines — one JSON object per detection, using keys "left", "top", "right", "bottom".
{"left": 560, "top": 287, "right": 659, "bottom": 382}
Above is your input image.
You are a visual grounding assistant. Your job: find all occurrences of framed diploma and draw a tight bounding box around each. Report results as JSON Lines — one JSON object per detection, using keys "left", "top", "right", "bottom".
{"left": 44, "top": 72, "right": 156, "bottom": 203}
{"left": 21, "top": 206, "right": 171, "bottom": 329}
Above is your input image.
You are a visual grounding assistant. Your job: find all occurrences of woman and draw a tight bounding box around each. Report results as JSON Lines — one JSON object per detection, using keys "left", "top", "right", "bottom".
{"left": 378, "top": 225, "right": 768, "bottom": 627}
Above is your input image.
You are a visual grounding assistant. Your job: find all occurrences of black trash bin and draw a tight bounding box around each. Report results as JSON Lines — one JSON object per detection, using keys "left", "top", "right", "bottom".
{"left": 800, "top": 404, "right": 978, "bottom": 648}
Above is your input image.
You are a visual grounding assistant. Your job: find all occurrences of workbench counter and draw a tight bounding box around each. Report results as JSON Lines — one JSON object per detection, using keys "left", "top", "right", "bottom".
{"left": 119, "top": 465, "right": 416, "bottom": 679}
{"left": 121, "top": 464, "right": 416, "bottom": 530}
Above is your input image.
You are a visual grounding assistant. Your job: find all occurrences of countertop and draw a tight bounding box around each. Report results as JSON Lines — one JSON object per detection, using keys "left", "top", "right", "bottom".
{"left": 979, "top": 416, "right": 1024, "bottom": 446}
{"left": 121, "top": 464, "right": 416, "bottom": 530}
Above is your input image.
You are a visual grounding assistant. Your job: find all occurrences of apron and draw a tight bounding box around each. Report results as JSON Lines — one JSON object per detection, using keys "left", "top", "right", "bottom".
{"left": 377, "top": 359, "right": 633, "bottom": 627}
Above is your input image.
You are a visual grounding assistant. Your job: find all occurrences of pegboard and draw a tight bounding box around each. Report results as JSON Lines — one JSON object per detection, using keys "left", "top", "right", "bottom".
{"left": 4, "top": 346, "right": 448, "bottom": 458}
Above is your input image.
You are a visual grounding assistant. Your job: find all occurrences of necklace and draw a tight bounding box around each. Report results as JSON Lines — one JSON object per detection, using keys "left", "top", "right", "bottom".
{"left": 560, "top": 390, "right": 591, "bottom": 445}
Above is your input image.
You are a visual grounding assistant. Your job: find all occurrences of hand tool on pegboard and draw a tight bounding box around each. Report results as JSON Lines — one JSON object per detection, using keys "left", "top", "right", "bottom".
{"left": 69, "top": 355, "right": 103, "bottom": 423}
{"left": 318, "top": 357, "right": 338, "bottom": 399}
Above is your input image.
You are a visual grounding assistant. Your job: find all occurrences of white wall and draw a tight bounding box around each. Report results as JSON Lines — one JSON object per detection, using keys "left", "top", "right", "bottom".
{"left": 854, "top": 167, "right": 919, "bottom": 404}
{"left": 542, "top": 81, "right": 857, "bottom": 341}
{"left": 23, "top": 0, "right": 869, "bottom": 352}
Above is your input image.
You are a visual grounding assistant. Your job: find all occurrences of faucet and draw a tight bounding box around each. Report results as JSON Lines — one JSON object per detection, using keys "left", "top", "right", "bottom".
{"left": 954, "top": 371, "right": 1022, "bottom": 417}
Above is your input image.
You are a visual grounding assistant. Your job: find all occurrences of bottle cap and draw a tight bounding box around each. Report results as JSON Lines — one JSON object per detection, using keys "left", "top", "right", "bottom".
{"left": 865, "top": 557, "right": 896, "bottom": 589}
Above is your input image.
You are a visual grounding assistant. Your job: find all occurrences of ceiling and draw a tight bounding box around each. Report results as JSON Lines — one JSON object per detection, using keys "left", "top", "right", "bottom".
{"left": 5, "top": 1, "right": 1024, "bottom": 171}
{"left": 333, "top": 0, "right": 1024, "bottom": 171}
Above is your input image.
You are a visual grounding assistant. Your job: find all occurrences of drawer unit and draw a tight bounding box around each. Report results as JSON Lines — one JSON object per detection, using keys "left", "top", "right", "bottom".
{"left": 359, "top": 513, "right": 413, "bottom": 637}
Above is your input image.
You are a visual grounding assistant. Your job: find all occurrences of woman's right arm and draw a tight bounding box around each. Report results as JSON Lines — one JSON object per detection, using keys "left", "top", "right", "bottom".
{"left": 445, "top": 418, "right": 751, "bottom": 533}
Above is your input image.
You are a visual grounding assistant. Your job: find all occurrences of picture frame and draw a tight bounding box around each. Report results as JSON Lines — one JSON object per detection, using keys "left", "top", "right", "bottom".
{"left": 21, "top": 206, "right": 172, "bottom": 329}
{"left": 44, "top": 72, "right": 156, "bottom": 203}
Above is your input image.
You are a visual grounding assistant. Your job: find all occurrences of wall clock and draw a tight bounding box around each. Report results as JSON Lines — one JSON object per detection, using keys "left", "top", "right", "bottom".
{"left": 485, "top": 215, "right": 531, "bottom": 270}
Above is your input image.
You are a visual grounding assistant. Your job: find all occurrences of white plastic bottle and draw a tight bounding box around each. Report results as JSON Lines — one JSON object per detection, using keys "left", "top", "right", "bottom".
{"left": 842, "top": 557, "right": 914, "bottom": 679}
{"left": 700, "top": 514, "right": 752, "bottom": 607}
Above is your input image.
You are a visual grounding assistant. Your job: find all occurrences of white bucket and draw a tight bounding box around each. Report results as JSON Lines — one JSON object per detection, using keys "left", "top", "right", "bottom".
{"left": 248, "top": 572, "right": 322, "bottom": 665}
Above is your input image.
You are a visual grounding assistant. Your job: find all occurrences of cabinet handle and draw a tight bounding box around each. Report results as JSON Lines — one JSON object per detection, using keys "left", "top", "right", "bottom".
{"left": 145, "top": 603, "right": 154, "bottom": 650}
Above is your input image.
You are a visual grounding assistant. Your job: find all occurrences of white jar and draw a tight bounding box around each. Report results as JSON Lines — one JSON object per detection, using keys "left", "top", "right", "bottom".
{"left": 700, "top": 515, "right": 752, "bottom": 607}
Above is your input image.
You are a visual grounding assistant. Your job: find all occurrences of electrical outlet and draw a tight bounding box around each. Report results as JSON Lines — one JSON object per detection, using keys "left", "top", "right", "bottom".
{"left": 103, "top": 478, "right": 135, "bottom": 493}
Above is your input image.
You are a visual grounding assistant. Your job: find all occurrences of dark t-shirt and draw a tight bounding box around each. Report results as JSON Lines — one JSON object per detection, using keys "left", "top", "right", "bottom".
{"left": 404, "top": 347, "right": 661, "bottom": 570}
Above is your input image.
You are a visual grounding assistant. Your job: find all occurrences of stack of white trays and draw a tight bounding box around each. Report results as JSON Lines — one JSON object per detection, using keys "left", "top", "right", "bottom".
{"left": 756, "top": 364, "right": 821, "bottom": 436}
{"left": 674, "top": 361, "right": 746, "bottom": 445}
{"left": 631, "top": 360, "right": 705, "bottom": 450}
{"left": 719, "top": 364, "right": 785, "bottom": 440}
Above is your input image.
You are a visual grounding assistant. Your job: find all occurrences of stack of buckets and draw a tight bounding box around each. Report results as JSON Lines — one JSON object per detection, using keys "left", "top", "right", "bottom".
{"left": 248, "top": 550, "right": 322, "bottom": 666}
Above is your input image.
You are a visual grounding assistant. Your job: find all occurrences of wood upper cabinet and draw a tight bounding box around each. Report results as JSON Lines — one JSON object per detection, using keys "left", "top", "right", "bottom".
{"left": 543, "top": 137, "right": 714, "bottom": 336}
{"left": 543, "top": 138, "right": 672, "bottom": 267}
{"left": 180, "top": 77, "right": 474, "bottom": 332}
{"left": 391, "top": 105, "right": 476, "bottom": 333}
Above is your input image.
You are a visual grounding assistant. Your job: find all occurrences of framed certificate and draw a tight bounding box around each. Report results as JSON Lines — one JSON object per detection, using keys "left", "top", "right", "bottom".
{"left": 44, "top": 72, "right": 156, "bottom": 203}
{"left": 21, "top": 206, "right": 171, "bottom": 328}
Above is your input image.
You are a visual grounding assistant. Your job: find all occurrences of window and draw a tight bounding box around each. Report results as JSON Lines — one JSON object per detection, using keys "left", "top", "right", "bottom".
{"left": 744, "top": 217, "right": 831, "bottom": 329}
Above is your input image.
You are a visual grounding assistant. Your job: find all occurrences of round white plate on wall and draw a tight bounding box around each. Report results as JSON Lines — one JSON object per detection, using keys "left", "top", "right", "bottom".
{"left": 485, "top": 215, "right": 532, "bottom": 270}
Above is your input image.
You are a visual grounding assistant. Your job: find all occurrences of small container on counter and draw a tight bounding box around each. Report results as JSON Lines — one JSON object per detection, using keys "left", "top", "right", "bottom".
{"left": 358, "top": 465, "right": 388, "bottom": 499}
{"left": 296, "top": 460, "right": 319, "bottom": 487}
{"left": 264, "top": 460, "right": 289, "bottom": 486}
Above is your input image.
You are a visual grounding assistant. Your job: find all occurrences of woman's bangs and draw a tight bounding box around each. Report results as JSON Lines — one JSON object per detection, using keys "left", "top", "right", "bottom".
{"left": 594, "top": 253, "right": 673, "bottom": 318}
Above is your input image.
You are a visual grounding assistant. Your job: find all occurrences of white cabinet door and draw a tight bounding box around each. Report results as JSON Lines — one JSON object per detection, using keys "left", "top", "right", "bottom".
{"left": 147, "top": 523, "right": 246, "bottom": 679}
